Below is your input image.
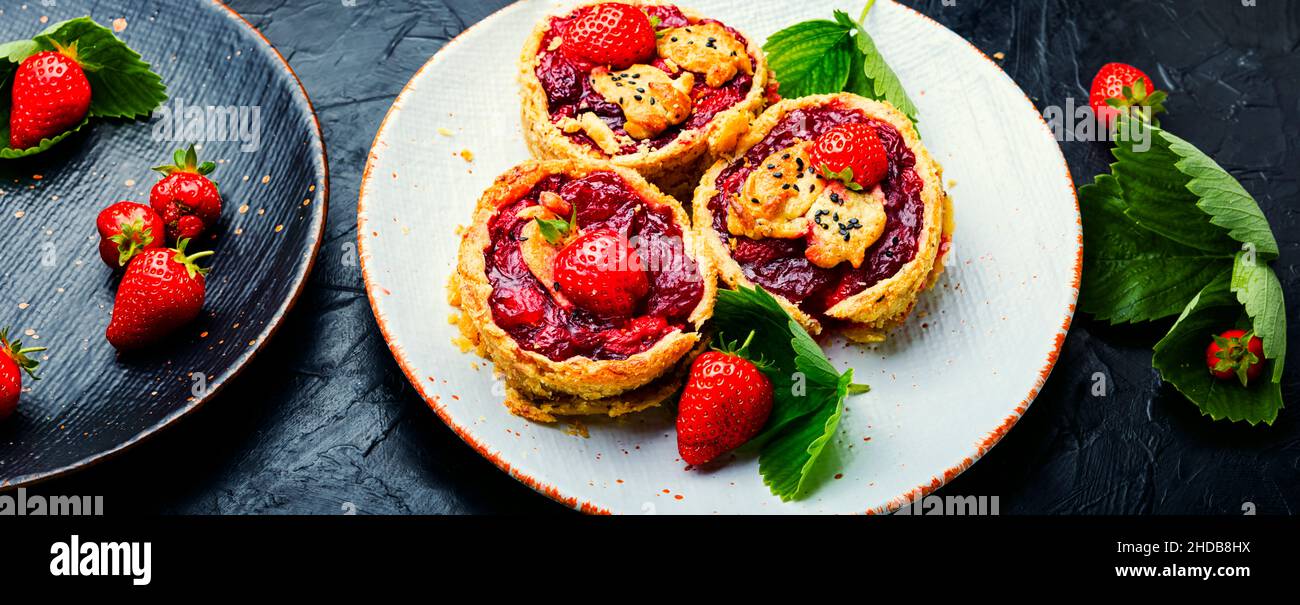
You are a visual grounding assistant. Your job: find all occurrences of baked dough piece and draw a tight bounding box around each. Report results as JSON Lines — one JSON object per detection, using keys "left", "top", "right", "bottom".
{"left": 454, "top": 159, "right": 717, "bottom": 421}
{"left": 692, "top": 93, "right": 954, "bottom": 342}
{"left": 519, "top": 1, "right": 771, "bottom": 199}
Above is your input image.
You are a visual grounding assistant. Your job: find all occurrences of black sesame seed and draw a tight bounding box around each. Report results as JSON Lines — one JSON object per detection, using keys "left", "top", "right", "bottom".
{"left": 781, "top": 184, "right": 790, "bottom": 190}
{"left": 635, "top": 95, "right": 643, "bottom": 101}
{"left": 650, "top": 97, "right": 656, "bottom": 105}
{"left": 782, "top": 153, "right": 791, "bottom": 159}
{"left": 751, "top": 197, "right": 760, "bottom": 204}
{"left": 795, "top": 158, "right": 805, "bottom": 171}
{"left": 671, "top": 37, "right": 678, "bottom": 42}
{"left": 833, "top": 213, "right": 840, "bottom": 221}
{"left": 637, "top": 88, "right": 645, "bottom": 93}
{"left": 792, "top": 184, "right": 800, "bottom": 192}
{"left": 773, "top": 172, "right": 783, "bottom": 178}
{"left": 767, "top": 164, "right": 775, "bottom": 169}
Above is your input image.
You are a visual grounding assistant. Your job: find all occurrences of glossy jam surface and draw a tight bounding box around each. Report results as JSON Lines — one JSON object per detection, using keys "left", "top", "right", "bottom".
{"left": 535, "top": 4, "right": 754, "bottom": 155}
{"left": 709, "top": 104, "right": 925, "bottom": 316}
{"left": 485, "top": 171, "right": 704, "bottom": 361}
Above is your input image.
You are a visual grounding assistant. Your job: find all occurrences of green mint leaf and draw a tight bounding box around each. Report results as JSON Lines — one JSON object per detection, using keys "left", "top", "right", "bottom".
{"left": 1109, "top": 119, "right": 1237, "bottom": 253}
{"left": 1080, "top": 172, "right": 1234, "bottom": 323}
{"left": 1152, "top": 273, "right": 1284, "bottom": 425}
{"left": 1229, "top": 252, "right": 1286, "bottom": 383}
{"left": 1159, "top": 127, "right": 1280, "bottom": 259}
{"left": 842, "top": 10, "right": 919, "bottom": 121}
{"left": 762, "top": 19, "right": 854, "bottom": 98}
{"left": 713, "top": 286, "right": 865, "bottom": 500}
{"left": 33, "top": 17, "right": 168, "bottom": 119}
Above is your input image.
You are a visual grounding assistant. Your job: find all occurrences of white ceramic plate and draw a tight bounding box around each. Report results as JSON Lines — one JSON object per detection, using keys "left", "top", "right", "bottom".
{"left": 358, "top": 0, "right": 1080, "bottom": 514}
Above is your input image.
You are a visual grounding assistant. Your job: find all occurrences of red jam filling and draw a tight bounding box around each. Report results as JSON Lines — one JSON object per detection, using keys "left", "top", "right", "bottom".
{"left": 485, "top": 171, "right": 705, "bottom": 362}
{"left": 535, "top": 4, "right": 754, "bottom": 155}
{"left": 708, "top": 103, "right": 925, "bottom": 317}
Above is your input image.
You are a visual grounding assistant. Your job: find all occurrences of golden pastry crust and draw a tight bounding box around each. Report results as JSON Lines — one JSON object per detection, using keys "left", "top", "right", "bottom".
{"left": 692, "top": 93, "right": 953, "bottom": 342}
{"left": 455, "top": 159, "right": 717, "bottom": 421}
{"left": 519, "top": 0, "right": 770, "bottom": 199}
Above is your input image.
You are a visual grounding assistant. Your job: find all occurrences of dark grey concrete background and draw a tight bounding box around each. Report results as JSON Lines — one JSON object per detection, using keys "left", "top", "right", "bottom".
{"left": 26, "top": 0, "right": 1300, "bottom": 514}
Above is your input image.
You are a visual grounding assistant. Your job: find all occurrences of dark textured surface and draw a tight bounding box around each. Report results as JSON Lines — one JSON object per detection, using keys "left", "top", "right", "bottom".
{"left": 0, "top": 1, "right": 326, "bottom": 487}
{"left": 16, "top": 0, "right": 1300, "bottom": 514}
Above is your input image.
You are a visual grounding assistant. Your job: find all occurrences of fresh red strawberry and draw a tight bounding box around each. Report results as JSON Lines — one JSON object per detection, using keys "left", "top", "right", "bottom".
{"left": 811, "top": 123, "right": 888, "bottom": 191}
{"left": 553, "top": 228, "right": 649, "bottom": 319}
{"left": 8, "top": 43, "right": 92, "bottom": 150}
{"left": 106, "top": 239, "right": 212, "bottom": 350}
{"left": 1205, "top": 329, "right": 1265, "bottom": 387}
{"left": 150, "top": 145, "right": 221, "bottom": 242}
{"left": 676, "top": 333, "right": 774, "bottom": 466}
{"left": 1089, "top": 62, "right": 1166, "bottom": 126}
{"left": 562, "top": 3, "right": 656, "bottom": 69}
{"left": 1, "top": 328, "right": 45, "bottom": 422}
{"left": 96, "top": 201, "right": 166, "bottom": 269}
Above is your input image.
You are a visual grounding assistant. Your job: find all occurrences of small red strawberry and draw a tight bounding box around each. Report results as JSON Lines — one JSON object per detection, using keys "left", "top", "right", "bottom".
{"left": 8, "top": 42, "right": 92, "bottom": 150}
{"left": 553, "top": 228, "right": 649, "bottom": 319}
{"left": 96, "top": 201, "right": 166, "bottom": 269}
{"left": 811, "top": 123, "right": 888, "bottom": 191}
{"left": 1205, "top": 329, "right": 1265, "bottom": 387}
{"left": 676, "top": 333, "right": 774, "bottom": 466}
{"left": 562, "top": 3, "right": 657, "bottom": 69}
{"left": 1, "top": 327, "right": 46, "bottom": 422}
{"left": 150, "top": 145, "right": 221, "bottom": 242}
{"left": 106, "top": 239, "right": 212, "bottom": 351}
{"left": 1089, "top": 62, "right": 1166, "bottom": 126}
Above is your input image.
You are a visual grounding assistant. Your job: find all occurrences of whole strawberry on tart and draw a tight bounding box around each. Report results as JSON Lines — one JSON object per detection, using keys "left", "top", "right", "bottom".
{"left": 519, "top": 1, "right": 773, "bottom": 199}
{"left": 451, "top": 159, "right": 716, "bottom": 422}
{"left": 693, "top": 92, "right": 953, "bottom": 342}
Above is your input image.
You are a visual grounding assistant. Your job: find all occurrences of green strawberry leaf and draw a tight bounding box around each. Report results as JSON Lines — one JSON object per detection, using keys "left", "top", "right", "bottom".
{"left": 1161, "top": 128, "right": 1280, "bottom": 259}
{"left": 838, "top": 7, "right": 919, "bottom": 121}
{"left": 1079, "top": 172, "right": 1234, "bottom": 323}
{"left": 1229, "top": 252, "right": 1286, "bottom": 383}
{"left": 0, "top": 17, "right": 167, "bottom": 158}
{"left": 1152, "top": 273, "right": 1284, "bottom": 425}
{"left": 713, "top": 285, "right": 868, "bottom": 501}
{"left": 1109, "top": 119, "right": 1238, "bottom": 253}
{"left": 762, "top": 19, "right": 854, "bottom": 98}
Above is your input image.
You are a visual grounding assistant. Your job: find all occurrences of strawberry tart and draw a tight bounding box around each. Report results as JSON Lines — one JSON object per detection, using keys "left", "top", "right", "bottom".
{"left": 518, "top": 1, "right": 772, "bottom": 199}
{"left": 451, "top": 159, "right": 716, "bottom": 422}
{"left": 692, "top": 93, "right": 953, "bottom": 342}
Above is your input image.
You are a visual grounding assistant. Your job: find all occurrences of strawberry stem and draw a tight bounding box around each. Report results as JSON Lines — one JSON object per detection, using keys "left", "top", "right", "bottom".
{"left": 858, "top": 0, "right": 877, "bottom": 24}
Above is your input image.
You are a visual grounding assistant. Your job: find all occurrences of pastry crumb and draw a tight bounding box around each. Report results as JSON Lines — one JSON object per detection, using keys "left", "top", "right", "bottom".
{"left": 437, "top": 127, "right": 454, "bottom": 137}
{"left": 993, "top": 51, "right": 1005, "bottom": 60}
{"left": 459, "top": 149, "right": 475, "bottom": 162}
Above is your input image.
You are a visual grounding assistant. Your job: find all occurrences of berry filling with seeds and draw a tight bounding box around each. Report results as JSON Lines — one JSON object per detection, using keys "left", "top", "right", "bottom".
{"left": 485, "top": 171, "right": 705, "bottom": 362}
{"left": 535, "top": 3, "right": 757, "bottom": 156}
{"left": 708, "top": 103, "right": 927, "bottom": 319}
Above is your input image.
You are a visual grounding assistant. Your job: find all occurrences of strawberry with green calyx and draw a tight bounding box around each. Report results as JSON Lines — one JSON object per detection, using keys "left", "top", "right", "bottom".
{"left": 8, "top": 40, "right": 93, "bottom": 150}
{"left": 150, "top": 145, "right": 222, "bottom": 242}
{"left": 811, "top": 123, "right": 889, "bottom": 191}
{"left": 1, "top": 327, "right": 47, "bottom": 421}
{"left": 1205, "top": 329, "right": 1265, "bottom": 387}
{"left": 96, "top": 201, "right": 166, "bottom": 268}
{"left": 676, "top": 331, "right": 776, "bottom": 466}
{"left": 1089, "top": 62, "right": 1167, "bottom": 127}
{"left": 106, "top": 238, "right": 213, "bottom": 351}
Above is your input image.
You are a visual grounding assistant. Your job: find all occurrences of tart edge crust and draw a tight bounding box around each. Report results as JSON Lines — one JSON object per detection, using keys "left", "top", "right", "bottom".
{"left": 517, "top": 0, "right": 771, "bottom": 199}
{"left": 454, "top": 159, "right": 717, "bottom": 420}
{"left": 691, "top": 93, "right": 953, "bottom": 342}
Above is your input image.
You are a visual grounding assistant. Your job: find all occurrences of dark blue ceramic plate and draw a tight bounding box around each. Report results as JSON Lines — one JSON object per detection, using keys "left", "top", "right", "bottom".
{"left": 0, "top": 0, "right": 327, "bottom": 487}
